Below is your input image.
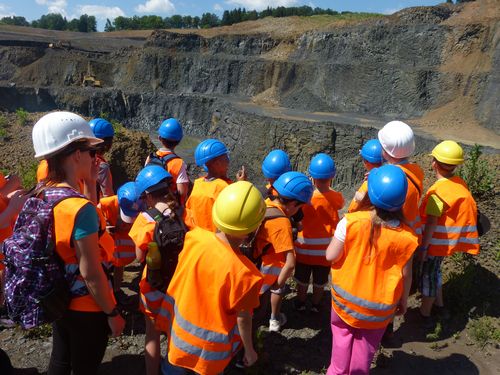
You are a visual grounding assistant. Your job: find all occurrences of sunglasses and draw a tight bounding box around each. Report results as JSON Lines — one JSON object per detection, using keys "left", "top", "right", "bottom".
{"left": 79, "top": 146, "right": 97, "bottom": 158}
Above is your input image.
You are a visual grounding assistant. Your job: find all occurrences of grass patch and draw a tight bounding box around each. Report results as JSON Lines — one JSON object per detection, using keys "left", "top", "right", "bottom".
{"left": 426, "top": 321, "right": 443, "bottom": 341}
{"left": 0, "top": 114, "right": 7, "bottom": 128}
{"left": 467, "top": 316, "right": 500, "bottom": 349}
{"left": 15, "top": 108, "right": 29, "bottom": 126}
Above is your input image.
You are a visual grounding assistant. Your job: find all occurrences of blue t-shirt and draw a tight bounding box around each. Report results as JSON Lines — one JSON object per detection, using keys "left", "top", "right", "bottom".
{"left": 73, "top": 203, "right": 99, "bottom": 240}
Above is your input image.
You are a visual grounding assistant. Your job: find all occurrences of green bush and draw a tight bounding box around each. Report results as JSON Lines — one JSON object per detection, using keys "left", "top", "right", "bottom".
{"left": 16, "top": 107, "right": 29, "bottom": 126}
{"left": 458, "top": 144, "right": 494, "bottom": 199}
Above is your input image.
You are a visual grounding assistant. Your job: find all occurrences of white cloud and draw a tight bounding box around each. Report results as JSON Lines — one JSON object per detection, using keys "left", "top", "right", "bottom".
{"left": 382, "top": 8, "right": 401, "bottom": 15}
{"left": 135, "top": 0, "right": 175, "bottom": 14}
{"left": 77, "top": 5, "right": 125, "bottom": 20}
{"left": 214, "top": 3, "right": 223, "bottom": 12}
{"left": 0, "top": 3, "right": 14, "bottom": 18}
{"left": 225, "top": 0, "right": 297, "bottom": 11}
{"left": 35, "top": 0, "right": 68, "bottom": 16}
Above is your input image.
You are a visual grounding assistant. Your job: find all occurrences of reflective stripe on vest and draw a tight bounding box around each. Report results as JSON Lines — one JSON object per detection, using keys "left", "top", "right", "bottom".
{"left": 430, "top": 237, "right": 479, "bottom": 246}
{"left": 435, "top": 225, "right": 477, "bottom": 234}
{"left": 170, "top": 330, "right": 232, "bottom": 362}
{"left": 116, "top": 238, "right": 135, "bottom": 247}
{"left": 260, "top": 265, "right": 281, "bottom": 276}
{"left": 332, "top": 283, "right": 397, "bottom": 311}
{"left": 294, "top": 247, "right": 327, "bottom": 257}
{"left": 331, "top": 293, "right": 394, "bottom": 323}
{"left": 169, "top": 296, "right": 239, "bottom": 362}
{"left": 295, "top": 236, "right": 332, "bottom": 246}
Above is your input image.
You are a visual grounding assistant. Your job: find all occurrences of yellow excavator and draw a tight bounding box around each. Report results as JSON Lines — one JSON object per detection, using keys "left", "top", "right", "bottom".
{"left": 82, "top": 62, "right": 101, "bottom": 88}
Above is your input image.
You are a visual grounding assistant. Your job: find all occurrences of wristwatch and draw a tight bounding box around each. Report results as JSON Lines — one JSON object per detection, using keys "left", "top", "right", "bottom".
{"left": 106, "top": 307, "right": 120, "bottom": 317}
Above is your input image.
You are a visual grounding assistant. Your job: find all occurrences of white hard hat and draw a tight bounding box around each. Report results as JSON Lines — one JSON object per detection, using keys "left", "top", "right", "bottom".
{"left": 32, "top": 111, "right": 103, "bottom": 159}
{"left": 377, "top": 120, "right": 415, "bottom": 159}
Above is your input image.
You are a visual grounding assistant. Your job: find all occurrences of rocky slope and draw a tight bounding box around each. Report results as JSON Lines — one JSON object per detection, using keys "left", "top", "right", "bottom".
{"left": 0, "top": 1, "right": 498, "bottom": 193}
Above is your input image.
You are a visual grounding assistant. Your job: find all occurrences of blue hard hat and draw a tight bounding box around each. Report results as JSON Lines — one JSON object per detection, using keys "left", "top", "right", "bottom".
{"left": 135, "top": 165, "right": 172, "bottom": 196}
{"left": 89, "top": 118, "right": 114, "bottom": 139}
{"left": 360, "top": 139, "right": 383, "bottom": 164}
{"left": 308, "top": 153, "right": 336, "bottom": 179}
{"left": 273, "top": 171, "right": 314, "bottom": 204}
{"left": 194, "top": 139, "right": 228, "bottom": 166}
{"left": 367, "top": 165, "right": 408, "bottom": 211}
{"left": 117, "top": 182, "right": 141, "bottom": 222}
{"left": 158, "top": 118, "right": 183, "bottom": 141}
{"left": 262, "top": 150, "right": 292, "bottom": 179}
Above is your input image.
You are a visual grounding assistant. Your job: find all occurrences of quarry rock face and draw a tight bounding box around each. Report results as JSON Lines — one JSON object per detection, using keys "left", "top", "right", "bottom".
{"left": 0, "top": 3, "right": 498, "bottom": 191}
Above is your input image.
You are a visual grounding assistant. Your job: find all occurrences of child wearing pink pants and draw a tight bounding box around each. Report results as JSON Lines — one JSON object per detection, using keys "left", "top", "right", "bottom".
{"left": 328, "top": 310, "right": 386, "bottom": 374}
{"left": 325, "top": 165, "right": 418, "bottom": 375}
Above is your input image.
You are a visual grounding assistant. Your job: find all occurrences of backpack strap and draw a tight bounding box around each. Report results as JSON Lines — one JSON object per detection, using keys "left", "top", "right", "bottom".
{"left": 146, "top": 207, "right": 164, "bottom": 223}
{"left": 263, "top": 206, "right": 286, "bottom": 221}
{"left": 160, "top": 153, "right": 180, "bottom": 165}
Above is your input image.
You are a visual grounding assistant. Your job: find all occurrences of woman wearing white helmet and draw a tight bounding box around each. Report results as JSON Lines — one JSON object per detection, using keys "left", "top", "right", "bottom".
{"left": 33, "top": 111, "right": 125, "bottom": 375}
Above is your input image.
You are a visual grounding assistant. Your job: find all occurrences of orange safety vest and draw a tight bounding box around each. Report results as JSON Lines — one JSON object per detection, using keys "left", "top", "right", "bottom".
{"left": 161, "top": 228, "right": 262, "bottom": 375}
{"left": 398, "top": 163, "right": 424, "bottom": 240}
{"left": 347, "top": 180, "right": 368, "bottom": 213}
{"left": 54, "top": 196, "right": 114, "bottom": 312}
{"left": 295, "top": 189, "right": 344, "bottom": 267}
{"left": 99, "top": 195, "right": 136, "bottom": 266}
{"left": 255, "top": 200, "right": 294, "bottom": 294}
{"left": 420, "top": 176, "right": 479, "bottom": 257}
{"left": 331, "top": 211, "right": 418, "bottom": 329}
{"left": 184, "top": 177, "right": 231, "bottom": 232}
{"left": 156, "top": 150, "right": 185, "bottom": 193}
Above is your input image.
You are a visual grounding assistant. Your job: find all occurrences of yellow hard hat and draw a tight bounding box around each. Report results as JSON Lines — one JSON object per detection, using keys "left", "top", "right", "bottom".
{"left": 212, "top": 181, "right": 266, "bottom": 236}
{"left": 431, "top": 140, "right": 464, "bottom": 165}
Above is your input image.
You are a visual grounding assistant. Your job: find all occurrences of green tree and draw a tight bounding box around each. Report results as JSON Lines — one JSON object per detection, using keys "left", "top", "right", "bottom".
{"left": 170, "top": 15, "right": 184, "bottom": 28}
{"left": 200, "top": 13, "right": 219, "bottom": 28}
{"left": 77, "top": 14, "right": 97, "bottom": 32}
{"left": 32, "top": 13, "right": 67, "bottom": 30}
{"left": 0, "top": 16, "right": 30, "bottom": 26}
{"left": 67, "top": 19, "right": 79, "bottom": 31}
{"left": 104, "top": 18, "right": 115, "bottom": 32}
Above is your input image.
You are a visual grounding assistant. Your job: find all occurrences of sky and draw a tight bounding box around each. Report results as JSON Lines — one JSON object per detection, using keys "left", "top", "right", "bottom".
{"left": 0, "top": 1, "right": 445, "bottom": 30}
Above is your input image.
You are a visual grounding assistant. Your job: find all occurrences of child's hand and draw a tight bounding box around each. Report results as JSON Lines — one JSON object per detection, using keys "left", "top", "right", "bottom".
{"left": 243, "top": 347, "right": 258, "bottom": 367}
{"left": 8, "top": 190, "right": 28, "bottom": 212}
{"left": 236, "top": 165, "right": 247, "bottom": 181}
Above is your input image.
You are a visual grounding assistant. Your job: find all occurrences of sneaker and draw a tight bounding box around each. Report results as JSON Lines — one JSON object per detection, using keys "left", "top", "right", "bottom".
{"left": 310, "top": 304, "right": 320, "bottom": 313}
{"left": 269, "top": 313, "right": 287, "bottom": 332}
{"left": 294, "top": 300, "right": 306, "bottom": 311}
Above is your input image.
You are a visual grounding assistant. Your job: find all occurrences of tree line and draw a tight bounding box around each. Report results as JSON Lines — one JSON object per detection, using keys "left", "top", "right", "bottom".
{"left": 0, "top": 1, "right": 476, "bottom": 33}
{"left": 0, "top": 13, "right": 96, "bottom": 32}
{"left": 107, "top": 6, "right": 353, "bottom": 31}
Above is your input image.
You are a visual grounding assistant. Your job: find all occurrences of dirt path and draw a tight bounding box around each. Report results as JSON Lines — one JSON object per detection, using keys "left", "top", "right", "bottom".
{"left": 229, "top": 97, "right": 500, "bottom": 150}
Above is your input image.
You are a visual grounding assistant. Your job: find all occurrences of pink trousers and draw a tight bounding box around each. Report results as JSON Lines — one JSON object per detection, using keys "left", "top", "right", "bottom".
{"left": 327, "top": 309, "right": 385, "bottom": 375}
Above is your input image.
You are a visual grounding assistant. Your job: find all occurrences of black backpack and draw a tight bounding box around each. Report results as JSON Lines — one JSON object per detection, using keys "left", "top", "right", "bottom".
{"left": 146, "top": 207, "right": 187, "bottom": 292}
{"left": 239, "top": 207, "right": 291, "bottom": 265}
